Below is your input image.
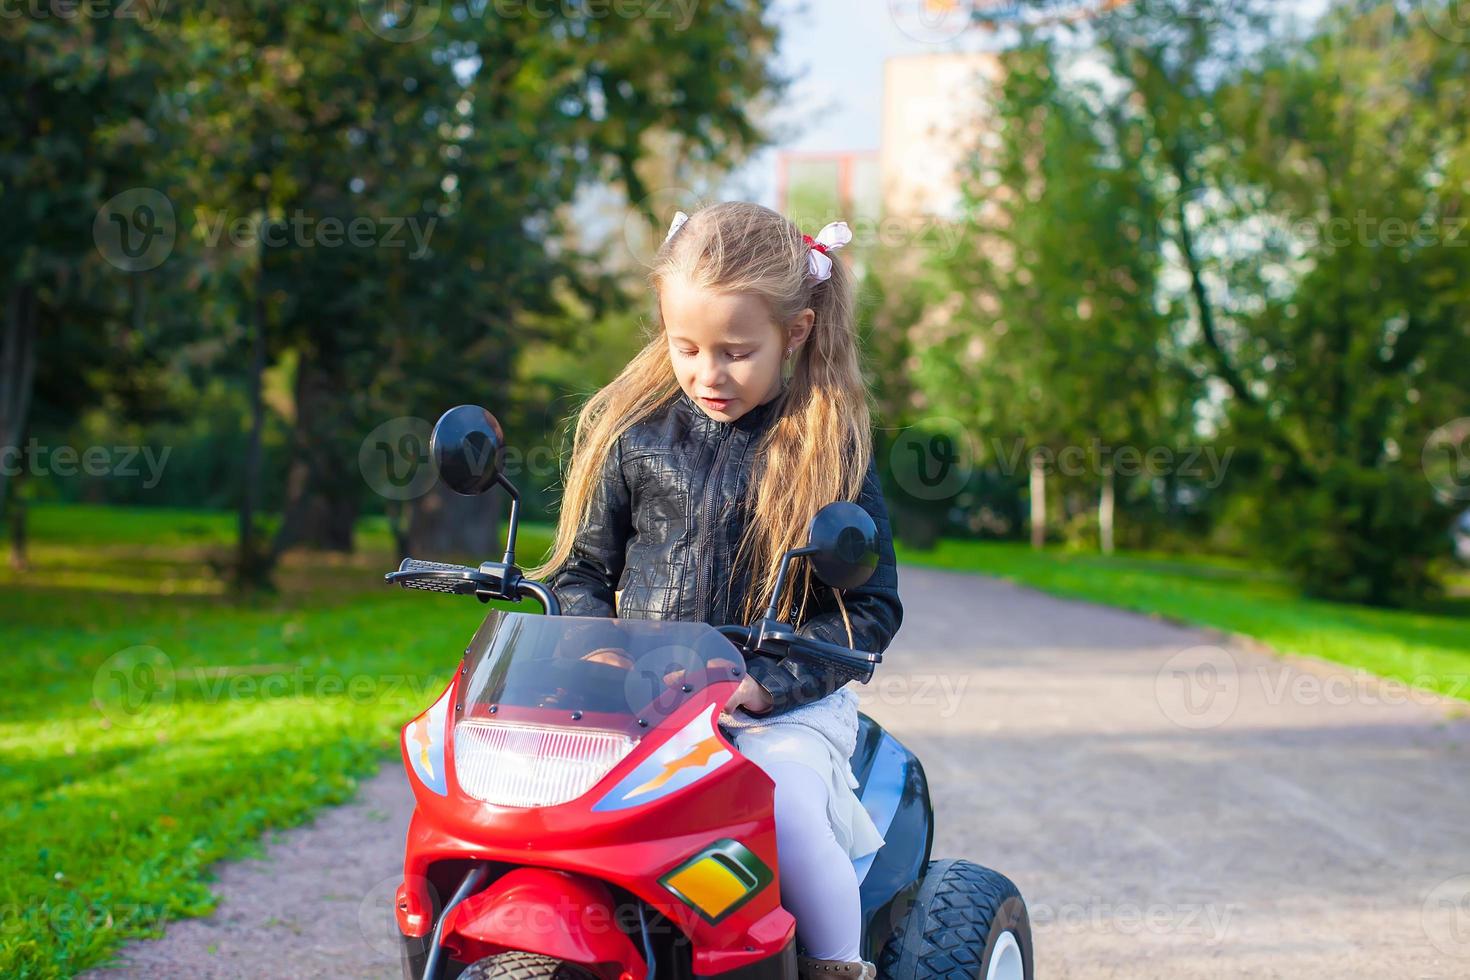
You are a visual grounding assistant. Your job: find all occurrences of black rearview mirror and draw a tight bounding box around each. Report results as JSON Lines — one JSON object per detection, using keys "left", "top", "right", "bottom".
{"left": 806, "top": 501, "right": 878, "bottom": 590}
{"left": 431, "top": 405, "right": 506, "bottom": 496}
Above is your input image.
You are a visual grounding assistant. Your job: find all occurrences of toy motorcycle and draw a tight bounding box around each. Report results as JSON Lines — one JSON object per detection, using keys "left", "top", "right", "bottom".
{"left": 386, "top": 405, "right": 1034, "bottom": 980}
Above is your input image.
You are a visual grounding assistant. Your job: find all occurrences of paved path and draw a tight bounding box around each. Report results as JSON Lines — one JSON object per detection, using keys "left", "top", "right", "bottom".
{"left": 82, "top": 566, "right": 1470, "bottom": 978}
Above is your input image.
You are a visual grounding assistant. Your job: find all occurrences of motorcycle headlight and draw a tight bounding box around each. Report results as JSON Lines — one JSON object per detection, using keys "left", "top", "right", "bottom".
{"left": 453, "top": 721, "right": 638, "bottom": 807}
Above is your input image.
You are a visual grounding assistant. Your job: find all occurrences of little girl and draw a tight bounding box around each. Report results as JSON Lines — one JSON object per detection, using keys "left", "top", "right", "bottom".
{"left": 531, "top": 202, "right": 903, "bottom": 980}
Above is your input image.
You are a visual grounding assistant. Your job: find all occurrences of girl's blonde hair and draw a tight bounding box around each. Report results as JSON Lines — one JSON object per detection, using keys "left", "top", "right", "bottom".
{"left": 526, "top": 201, "right": 873, "bottom": 626}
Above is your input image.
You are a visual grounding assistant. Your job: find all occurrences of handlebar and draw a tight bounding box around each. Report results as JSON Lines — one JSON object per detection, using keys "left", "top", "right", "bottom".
{"left": 389, "top": 565, "right": 871, "bottom": 679}
{"left": 719, "top": 619, "right": 882, "bottom": 684}
{"left": 385, "top": 558, "right": 561, "bottom": 615}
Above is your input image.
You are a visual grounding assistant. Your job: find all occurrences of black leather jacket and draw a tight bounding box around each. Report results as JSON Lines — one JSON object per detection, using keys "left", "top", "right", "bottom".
{"left": 547, "top": 387, "right": 903, "bottom": 716}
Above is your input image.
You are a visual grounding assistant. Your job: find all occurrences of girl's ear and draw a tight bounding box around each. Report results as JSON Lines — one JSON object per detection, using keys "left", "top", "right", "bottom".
{"left": 786, "top": 308, "right": 815, "bottom": 348}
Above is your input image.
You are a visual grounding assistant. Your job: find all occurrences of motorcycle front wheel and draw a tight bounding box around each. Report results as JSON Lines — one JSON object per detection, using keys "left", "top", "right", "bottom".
{"left": 459, "top": 950, "right": 600, "bottom": 980}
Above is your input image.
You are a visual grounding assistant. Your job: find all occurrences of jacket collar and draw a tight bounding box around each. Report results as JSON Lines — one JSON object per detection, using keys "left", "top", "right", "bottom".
{"left": 675, "top": 384, "right": 788, "bottom": 436}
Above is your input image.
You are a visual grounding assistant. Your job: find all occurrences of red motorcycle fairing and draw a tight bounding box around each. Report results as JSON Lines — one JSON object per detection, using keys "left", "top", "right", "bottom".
{"left": 398, "top": 669, "right": 799, "bottom": 978}
{"left": 442, "top": 868, "right": 645, "bottom": 980}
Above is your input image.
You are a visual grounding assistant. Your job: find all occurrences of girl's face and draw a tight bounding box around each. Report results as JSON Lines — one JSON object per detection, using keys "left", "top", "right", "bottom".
{"left": 661, "top": 277, "right": 812, "bottom": 423}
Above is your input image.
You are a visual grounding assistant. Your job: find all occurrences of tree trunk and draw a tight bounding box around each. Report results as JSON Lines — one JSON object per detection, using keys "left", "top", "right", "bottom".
{"left": 1099, "top": 466, "right": 1115, "bottom": 555}
{"left": 406, "top": 482, "right": 503, "bottom": 562}
{"left": 275, "top": 454, "right": 359, "bottom": 553}
{"left": 1029, "top": 451, "right": 1046, "bottom": 550}
{"left": 235, "top": 256, "right": 271, "bottom": 589}
{"left": 1, "top": 282, "right": 38, "bottom": 515}
{"left": 272, "top": 354, "right": 358, "bottom": 557}
{"left": 8, "top": 469, "right": 27, "bottom": 571}
{"left": 386, "top": 499, "right": 412, "bottom": 563}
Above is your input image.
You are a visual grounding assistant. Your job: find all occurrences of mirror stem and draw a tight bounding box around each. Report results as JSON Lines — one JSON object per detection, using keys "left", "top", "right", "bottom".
{"left": 763, "top": 545, "right": 817, "bottom": 622}
{"left": 496, "top": 472, "right": 521, "bottom": 567}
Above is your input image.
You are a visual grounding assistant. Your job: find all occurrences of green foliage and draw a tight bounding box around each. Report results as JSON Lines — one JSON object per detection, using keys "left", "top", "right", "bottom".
{"left": 923, "top": 0, "right": 1470, "bottom": 603}
{"left": 0, "top": 3, "right": 181, "bottom": 517}
{"left": 32, "top": 378, "right": 291, "bottom": 511}
{"left": 1199, "top": 2, "right": 1470, "bottom": 603}
{"left": 1260, "top": 460, "right": 1451, "bottom": 607}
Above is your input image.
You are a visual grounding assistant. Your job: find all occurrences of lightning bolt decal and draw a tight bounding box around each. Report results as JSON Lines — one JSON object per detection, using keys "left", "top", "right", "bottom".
{"left": 593, "top": 703, "right": 733, "bottom": 812}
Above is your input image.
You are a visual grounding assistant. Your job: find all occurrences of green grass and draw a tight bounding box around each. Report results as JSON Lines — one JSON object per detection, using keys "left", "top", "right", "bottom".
{"left": 896, "top": 539, "right": 1470, "bottom": 703}
{"left": 0, "top": 504, "right": 555, "bottom": 979}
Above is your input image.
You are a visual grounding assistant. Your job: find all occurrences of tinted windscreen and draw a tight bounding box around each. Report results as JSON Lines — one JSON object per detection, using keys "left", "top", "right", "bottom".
{"left": 458, "top": 612, "right": 745, "bottom": 733}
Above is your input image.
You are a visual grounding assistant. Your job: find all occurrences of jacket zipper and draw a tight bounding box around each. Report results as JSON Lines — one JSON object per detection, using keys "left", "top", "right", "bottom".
{"left": 695, "top": 425, "right": 734, "bottom": 622}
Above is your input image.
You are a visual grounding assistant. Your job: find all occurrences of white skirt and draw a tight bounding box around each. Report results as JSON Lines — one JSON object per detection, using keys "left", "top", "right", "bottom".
{"left": 720, "top": 687, "right": 885, "bottom": 861}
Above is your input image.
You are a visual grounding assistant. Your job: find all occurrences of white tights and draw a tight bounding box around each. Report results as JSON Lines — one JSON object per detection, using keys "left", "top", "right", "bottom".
{"left": 763, "top": 760, "right": 863, "bottom": 962}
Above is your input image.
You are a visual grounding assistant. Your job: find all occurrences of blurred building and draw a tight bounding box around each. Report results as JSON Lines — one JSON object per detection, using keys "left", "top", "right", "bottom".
{"left": 776, "top": 52, "right": 1000, "bottom": 222}
{"left": 881, "top": 51, "right": 1001, "bottom": 219}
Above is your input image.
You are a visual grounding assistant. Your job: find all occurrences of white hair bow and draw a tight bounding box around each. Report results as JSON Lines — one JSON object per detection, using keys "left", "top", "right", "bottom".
{"left": 663, "top": 210, "right": 690, "bottom": 244}
{"left": 663, "top": 211, "right": 853, "bottom": 282}
{"left": 803, "top": 221, "right": 852, "bottom": 281}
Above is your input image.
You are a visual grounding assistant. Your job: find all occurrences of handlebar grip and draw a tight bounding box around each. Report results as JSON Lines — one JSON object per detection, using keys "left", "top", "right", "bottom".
{"left": 796, "top": 633, "right": 882, "bottom": 666}
{"left": 786, "top": 634, "right": 881, "bottom": 683}
{"left": 401, "top": 558, "right": 477, "bottom": 575}
{"left": 394, "top": 557, "right": 481, "bottom": 595}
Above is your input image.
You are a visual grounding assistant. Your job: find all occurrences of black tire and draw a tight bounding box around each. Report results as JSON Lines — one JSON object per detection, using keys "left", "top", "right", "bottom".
{"left": 877, "top": 859, "right": 1033, "bottom": 980}
{"left": 459, "top": 951, "right": 600, "bottom": 980}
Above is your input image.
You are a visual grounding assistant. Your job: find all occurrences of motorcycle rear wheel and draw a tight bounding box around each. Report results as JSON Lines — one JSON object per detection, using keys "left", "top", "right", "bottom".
{"left": 877, "top": 859, "right": 1033, "bottom": 980}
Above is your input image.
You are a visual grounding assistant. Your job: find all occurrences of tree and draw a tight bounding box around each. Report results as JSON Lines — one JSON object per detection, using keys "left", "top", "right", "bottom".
{"left": 0, "top": 10, "right": 185, "bottom": 563}
{"left": 925, "top": 0, "right": 1470, "bottom": 603}
{"left": 1201, "top": 1, "right": 1470, "bottom": 602}
{"left": 920, "top": 40, "right": 1191, "bottom": 552}
{"left": 131, "top": 0, "right": 783, "bottom": 582}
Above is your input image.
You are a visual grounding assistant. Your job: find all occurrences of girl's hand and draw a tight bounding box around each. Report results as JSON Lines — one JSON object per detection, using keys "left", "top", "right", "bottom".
{"left": 581, "top": 647, "right": 633, "bottom": 669}
{"left": 725, "top": 674, "right": 774, "bottom": 716}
